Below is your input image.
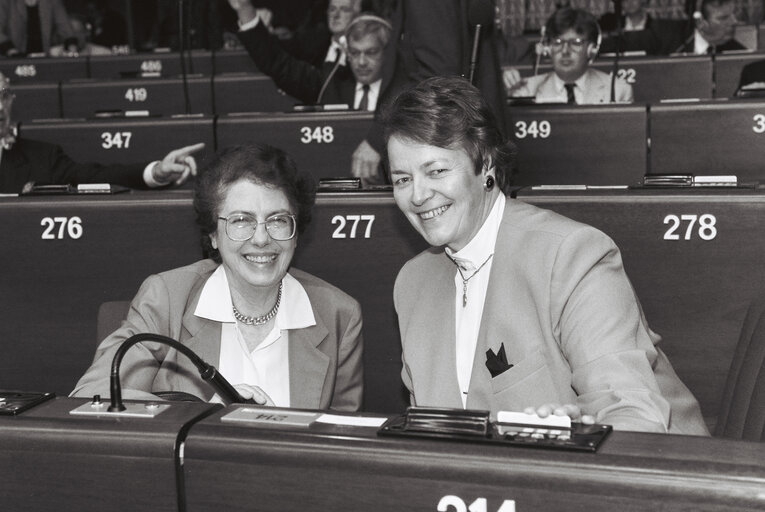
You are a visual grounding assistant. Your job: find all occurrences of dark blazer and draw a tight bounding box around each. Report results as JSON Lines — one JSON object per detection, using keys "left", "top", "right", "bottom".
{"left": 394, "top": 199, "right": 709, "bottom": 435}
{"left": 367, "top": 0, "right": 507, "bottom": 153}
{"left": 236, "top": 21, "right": 355, "bottom": 106}
{"left": 738, "top": 59, "right": 765, "bottom": 91}
{"left": 0, "top": 137, "right": 148, "bottom": 194}
{"left": 601, "top": 17, "right": 689, "bottom": 56}
{"left": 72, "top": 260, "right": 364, "bottom": 411}
{"left": 674, "top": 29, "right": 747, "bottom": 54}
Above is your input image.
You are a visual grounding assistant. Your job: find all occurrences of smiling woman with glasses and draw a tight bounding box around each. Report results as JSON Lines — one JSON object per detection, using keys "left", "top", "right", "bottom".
{"left": 72, "top": 143, "right": 364, "bottom": 412}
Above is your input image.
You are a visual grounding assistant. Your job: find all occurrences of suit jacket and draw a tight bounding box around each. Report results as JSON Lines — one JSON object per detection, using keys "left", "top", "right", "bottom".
{"left": 511, "top": 68, "right": 633, "bottom": 104}
{"left": 394, "top": 199, "right": 709, "bottom": 435}
{"left": 366, "top": 0, "right": 507, "bottom": 154}
{"left": 675, "top": 30, "right": 747, "bottom": 54}
{"left": 737, "top": 59, "right": 765, "bottom": 91}
{"left": 0, "top": 0, "right": 74, "bottom": 55}
{"left": 601, "top": 17, "right": 689, "bottom": 56}
{"left": 236, "top": 20, "right": 355, "bottom": 106}
{"left": 72, "top": 260, "right": 364, "bottom": 412}
{"left": 0, "top": 137, "right": 148, "bottom": 194}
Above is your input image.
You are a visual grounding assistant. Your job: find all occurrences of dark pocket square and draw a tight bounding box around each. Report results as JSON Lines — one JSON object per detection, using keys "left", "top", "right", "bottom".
{"left": 486, "top": 343, "right": 513, "bottom": 378}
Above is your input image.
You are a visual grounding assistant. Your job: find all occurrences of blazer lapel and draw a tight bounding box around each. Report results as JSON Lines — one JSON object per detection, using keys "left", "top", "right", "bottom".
{"left": 408, "top": 254, "right": 462, "bottom": 408}
{"left": 177, "top": 307, "right": 223, "bottom": 400}
{"left": 288, "top": 319, "right": 330, "bottom": 409}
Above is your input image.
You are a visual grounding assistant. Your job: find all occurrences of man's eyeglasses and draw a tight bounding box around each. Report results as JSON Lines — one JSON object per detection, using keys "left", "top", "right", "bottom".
{"left": 218, "top": 213, "right": 297, "bottom": 242}
{"left": 347, "top": 46, "right": 383, "bottom": 60}
{"left": 550, "top": 37, "right": 589, "bottom": 51}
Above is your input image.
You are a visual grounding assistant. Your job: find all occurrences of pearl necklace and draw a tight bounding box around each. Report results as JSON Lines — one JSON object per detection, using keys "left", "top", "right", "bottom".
{"left": 232, "top": 281, "right": 282, "bottom": 325}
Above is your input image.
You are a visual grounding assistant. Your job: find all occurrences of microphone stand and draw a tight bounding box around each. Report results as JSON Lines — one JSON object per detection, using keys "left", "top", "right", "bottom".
{"left": 469, "top": 24, "right": 482, "bottom": 85}
{"left": 610, "top": 0, "right": 623, "bottom": 103}
{"left": 108, "top": 332, "right": 253, "bottom": 412}
{"left": 178, "top": 0, "right": 191, "bottom": 114}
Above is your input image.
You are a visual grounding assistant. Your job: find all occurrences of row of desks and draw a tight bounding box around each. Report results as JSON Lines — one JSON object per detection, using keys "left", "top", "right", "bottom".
{"left": 9, "top": 51, "right": 765, "bottom": 121}
{"left": 3, "top": 396, "right": 764, "bottom": 511}
{"left": 17, "top": 98, "right": 765, "bottom": 185}
{"left": 2, "top": 189, "right": 764, "bottom": 428}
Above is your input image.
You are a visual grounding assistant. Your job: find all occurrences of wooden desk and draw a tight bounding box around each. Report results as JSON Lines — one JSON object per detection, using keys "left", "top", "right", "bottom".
{"left": 507, "top": 103, "right": 647, "bottom": 185}
{"left": 1, "top": 189, "right": 763, "bottom": 422}
{"left": 216, "top": 111, "right": 372, "bottom": 180}
{"left": 183, "top": 405, "right": 765, "bottom": 511}
{"left": 19, "top": 116, "right": 216, "bottom": 166}
{"left": 650, "top": 99, "right": 765, "bottom": 182}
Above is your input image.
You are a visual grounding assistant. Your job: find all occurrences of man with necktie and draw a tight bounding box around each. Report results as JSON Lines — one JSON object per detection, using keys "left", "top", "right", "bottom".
{"left": 506, "top": 8, "right": 633, "bottom": 105}
{"left": 228, "top": 0, "right": 390, "bottom": 110}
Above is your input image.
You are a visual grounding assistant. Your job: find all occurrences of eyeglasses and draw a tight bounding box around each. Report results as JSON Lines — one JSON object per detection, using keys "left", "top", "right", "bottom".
{"left": 218, "top": 213, "right": 297, "bottom": 242}
{"left": 550, "top": 37, "right": 589, "bottom": 51}
{"left": 347, "top": 46, "right": 383, "bottom": 60}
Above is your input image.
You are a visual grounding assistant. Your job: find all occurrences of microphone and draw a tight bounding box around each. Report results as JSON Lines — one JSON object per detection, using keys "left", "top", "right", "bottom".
{"left": 468, "top": 0, "right": 494, "bottom": 85}
{"left": 108, "top": 332, "right": 254, "bottom": 412}
{"left": 316, "top": 44, "right": 344, "bottom": 105}
{"left": 533, "top": 25, "right": 547, "bottom": 76}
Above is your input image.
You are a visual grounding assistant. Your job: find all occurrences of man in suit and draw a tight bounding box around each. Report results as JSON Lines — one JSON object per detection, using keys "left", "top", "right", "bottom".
{"left": 351, "top": 0, "right": 507, "bottom": 184}
{"left": 0, "top": 0, "right": 76, "bottom": 56}
{"left": 0, "top": 72, "right": 204, "bottom": 194}
{"left": 674, "top": 0, "right": 746, "bottom": 54}
{"left": 507, "top": 8, "right": 633, "bottom": 104}
{"left": 228, "top": 0, "right": 390, "bottom": 108}
{"left": 598, "top": 0, "right": 688, "bottom": 55}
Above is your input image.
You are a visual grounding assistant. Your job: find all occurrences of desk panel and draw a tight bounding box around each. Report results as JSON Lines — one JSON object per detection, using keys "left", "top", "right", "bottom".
{"left": 13, "top": 82, "right": 61, "bottom": 121}
{"left": 650, "top": 100, "right": 765, "bottom": 182}
{"left": 88, "top": 51, "right": 214, "bottom": 78}
{"left": 60, "top": 76, "right": 213, "bottom": 117}
{"left": 507, "top": 104, "right": 647, "bottom": 185}
{"left": 0, "top": 56, "right": 88, "bottom": 82}
{"left": 714, "top": 52, "right": 765, "bottom": 98}
{"left": 19, "top": 116, "right": 215, "bottom": 166}
{"left": 1, "top": 190, "right": 763, "bottom": 422}
{"left": 213, "top": 73, "right": 300, "bottom": 114}
{"left": 590, "top": 55, "right": 713, "bottom": 102}
{"left": 216, "top": 111, "right": 372, "bottom": 179}
{"left": 0, "top": 397, "right": 218, "bottom": 511}
{"left": 211, "top": 49, "right": 260, "bottom": 74}
{"left": 183, "top": 406, "right": 765, "bottom": 511}
{"left": 0, "top": 193, "right": 202, "bottom": 393}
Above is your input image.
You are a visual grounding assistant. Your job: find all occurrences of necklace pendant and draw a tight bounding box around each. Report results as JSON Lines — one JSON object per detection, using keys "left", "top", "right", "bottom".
{"left": 462, "top": 282, "right": 468, "bottom": 308}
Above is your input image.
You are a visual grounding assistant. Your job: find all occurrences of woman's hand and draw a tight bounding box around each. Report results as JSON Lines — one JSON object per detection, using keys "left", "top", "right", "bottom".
{"left": 524, "top": 403, "right": 595, "bottom": 425}
{"left": 233, "top": 384, "right": 275, "bottom": 406}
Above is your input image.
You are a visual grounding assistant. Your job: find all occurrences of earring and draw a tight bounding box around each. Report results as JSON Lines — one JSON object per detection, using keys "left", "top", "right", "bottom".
{"left": 484, "top": 176, "right": 495, "bottom": 190}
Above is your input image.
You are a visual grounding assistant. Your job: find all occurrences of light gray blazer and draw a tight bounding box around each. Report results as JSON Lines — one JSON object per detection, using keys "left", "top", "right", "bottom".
{"left": 394, "top": 199, "right": 708, "bottom": 435}
{"left": 72, "top": 260, "right": 364, "bottom": 411}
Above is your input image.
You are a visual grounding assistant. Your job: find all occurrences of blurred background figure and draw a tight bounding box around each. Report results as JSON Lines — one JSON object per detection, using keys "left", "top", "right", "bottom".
{"left": 0, "top": 0, "right": 77, "bottom": 57}
{"left": 507, "top": 8, "right": 633, "bottom": 104}
{"left": 48, "top": 13, "right": 112, "bottom": 56}
{"left": 675, "top": 0, "right": 745, "bottom": 53}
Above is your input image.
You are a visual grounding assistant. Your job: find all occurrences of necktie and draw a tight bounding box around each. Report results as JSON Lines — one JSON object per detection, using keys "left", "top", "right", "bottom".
{"left": 706, "top": 45, "right": 716, "bottom": 55}
{"left": 357, "top": 84, "right": 370, "bottom": 111}
{"left": 565, "top": 83, "right": 576, "bottom": 104}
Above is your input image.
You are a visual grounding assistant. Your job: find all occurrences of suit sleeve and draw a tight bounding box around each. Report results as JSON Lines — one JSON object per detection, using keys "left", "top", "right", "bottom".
{"left": 236, "top": 21, "right": 323, "bottom": 104}
{"left": 549, "top": 227, "right": 672, "bottom": 432}
{"left": 329, "top": 298, "right": 365, "bottom": 411}
{"left": 70, "top": 274, "right": 174, "bottom": 399}
{"left": 45, "top": 143, "right": 149, "bottom": 189}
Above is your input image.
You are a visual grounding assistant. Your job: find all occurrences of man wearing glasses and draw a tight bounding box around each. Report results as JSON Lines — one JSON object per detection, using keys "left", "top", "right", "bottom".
{"left": 506, "top": 8, "right": 633, "bottom": 104}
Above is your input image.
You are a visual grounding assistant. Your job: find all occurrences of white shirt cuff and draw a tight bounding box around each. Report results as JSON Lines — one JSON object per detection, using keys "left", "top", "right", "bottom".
{"left": 143, "top": 161, "right": 165, "bottom": 188}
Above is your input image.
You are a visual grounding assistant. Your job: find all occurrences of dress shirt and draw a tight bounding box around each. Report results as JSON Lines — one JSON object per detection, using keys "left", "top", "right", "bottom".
{"left": 624, "top": 15, "right": 647, "bottom": 31}
{"left": 353, "top": 79, "right": 381, "bottom": 111}
{"left": 693, "top": 29, "right": 711, "bottom": 55}
{"left": 193, "top": 265, "right": 316, "bottom": 407}
{"left": 539, "top": 73, "right": 589, "bottom": 104}
{"left": 325, "top": 38, "right": 347, "bottom": 66}
{"left": 444, "top": 193, "right": 505, "bottom": 407}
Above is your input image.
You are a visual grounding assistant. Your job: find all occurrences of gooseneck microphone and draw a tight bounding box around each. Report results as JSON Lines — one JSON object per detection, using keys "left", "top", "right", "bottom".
{"left": 108, "top": 333, "right": 253, "bottom": 412}
{"left": 468, "top": 0, "right": 495, "bottom": 85}
{"left": 610, "top": 0, "right": 623, "bottom": 103}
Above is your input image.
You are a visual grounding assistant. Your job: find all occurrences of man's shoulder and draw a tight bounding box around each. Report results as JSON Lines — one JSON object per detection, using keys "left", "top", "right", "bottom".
{"left": 290, "top": 267, "right": 360, "bottom": 311}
